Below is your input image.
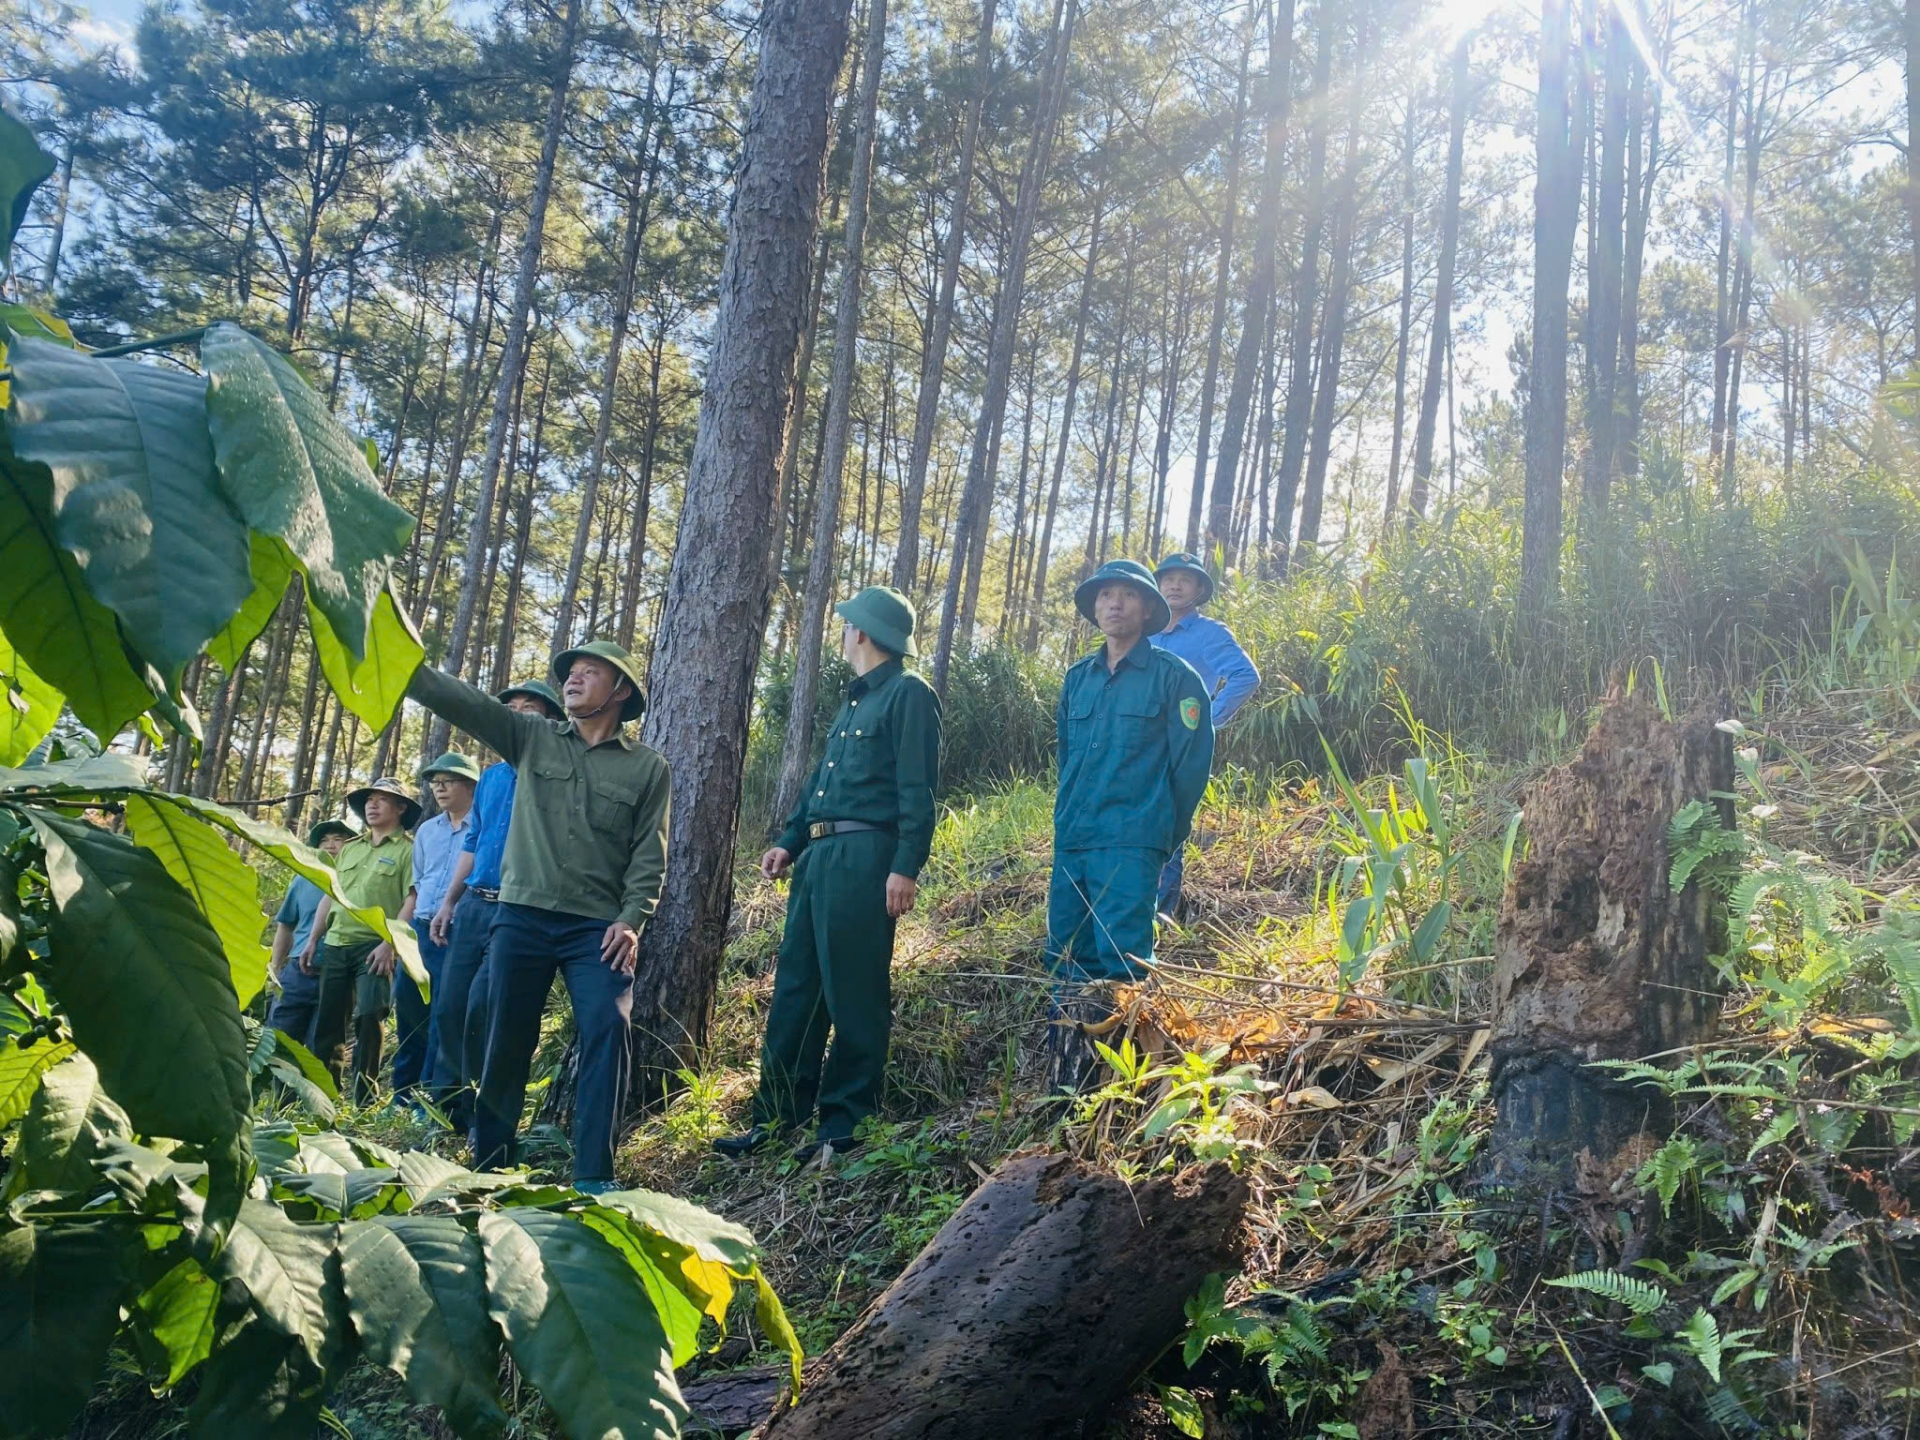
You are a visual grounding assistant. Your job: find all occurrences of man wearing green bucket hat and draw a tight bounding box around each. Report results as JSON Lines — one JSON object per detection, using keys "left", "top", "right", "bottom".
{"left": 265, "top": 819, "right": 355, "bottom": 1049}
{"left": 715, "top": 585, "right": 941, "bottom": 1166}
{"left": 406, "top": 642, "right": 668, "bottom": 1190}
{"left": 304, "top": 778, "right": 420, "bottom": 1101}
{"left": 390, "top": 751, "right": 480, "bottom": 1102}
{"left": 426, "top": 678, "right": 564, "bottom": 1131}
{"left": 1149, "top": 552, "right": 1260, "bottom": 919}
{"left": 1047, "top": 559, "right": 1214, "bottom": 1090}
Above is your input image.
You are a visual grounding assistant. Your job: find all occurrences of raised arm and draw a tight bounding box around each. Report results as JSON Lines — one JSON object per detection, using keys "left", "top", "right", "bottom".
{"left": 406, "top": 665, "right": 536, "bottom": 763}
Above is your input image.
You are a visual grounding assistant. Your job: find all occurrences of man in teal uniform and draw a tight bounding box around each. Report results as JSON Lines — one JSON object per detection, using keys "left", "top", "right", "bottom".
{"left": 715, "top": 586, "right": 941, "bottom": 1166}
{"left": 1048, "top": 559, "right": 1214, "bottom": 1090}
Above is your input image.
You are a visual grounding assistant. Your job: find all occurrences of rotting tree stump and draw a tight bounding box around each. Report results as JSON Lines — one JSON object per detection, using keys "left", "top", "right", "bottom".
{"left": 752, "top": 1151, "right": 1248, "bottom": 1439}
{"left": 1489, "top": 693, "right": 1733, "bottom": 1185}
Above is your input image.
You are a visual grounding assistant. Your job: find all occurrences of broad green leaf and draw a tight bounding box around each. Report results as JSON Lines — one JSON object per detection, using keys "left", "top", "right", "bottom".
{"left": 0, "top": 1221, "right": 133, "bottom": 1439}
{"left": 19, "top": 1052, "right": 131, "bottom": 1193}
{"left": 594, "top": 1187, "right": 761, "bottom": 1271}
{"left": 478, "top": 1209, "right": 689, "bottom": 1440}
{"left": 577, "top": 1205, "right": 711, "bottom": 1367}
{"left": 208, "top": 533, "right": 295, "bottom": 673}
{"left": 124, "top": 793, "right": 271, "bottom": 1006}
{"left": 199, "top": 322, "right": 414, "bottom": 662}
{"left": 308, "top": 580, "right": 422, "bottom": 729}
{"left": 149, "top": 793, "right": 425, "bottom": 988}
{"left": 0, "top": 303, "right": 71, "bottom": 347}
{"left": 135, "top": 1258, "right": 218, "bottom": 1387}
{"left": 0, "top": 749, "right": 149, "bottom": 792}
{"left": 205, "top": 1198, "right": 340, "bottom": 1369}
{"left": 7, "top": 338, "right": 253, "bottom": 681}
{"left": 0, "top": 625, "right": 59, "bottom": 765}
{"left": 0, "top": 107, "right": 54, "bottom": 274}
{"left": 340, "top": 1217, "right": 507, "bottom": 1439}
{"left": 0, "top": 852, "right": 19, "bottom": 966}
{"left": 186, "top": 1304, "right": 327, "bottom": 1440}
{"left": 0, "top": 1038, "right": 75, "bottom": 1128}
{"left": 753, "top": 1268, "right": 804, "bottom": 1396}
{"left": 27, "top": 808, "right": 250, "bottom": 1146}
{"left": 271, "top": 1029, "right": 338, "bottom": 1103}
{"left": 0, "top": 439, "right": 156, "bottom": 737}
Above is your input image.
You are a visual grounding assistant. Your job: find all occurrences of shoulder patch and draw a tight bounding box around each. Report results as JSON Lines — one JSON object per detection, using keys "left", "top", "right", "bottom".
{"left": 1180, "top": 696, "right": 1202, "bottom": 730}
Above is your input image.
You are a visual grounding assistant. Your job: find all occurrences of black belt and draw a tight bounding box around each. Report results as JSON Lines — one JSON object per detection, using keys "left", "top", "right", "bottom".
{"left": 468, "top": 886, "right": 499, "bottom": 902}
{"left": 808, "top": 820, "right": 893, "bottom": 841}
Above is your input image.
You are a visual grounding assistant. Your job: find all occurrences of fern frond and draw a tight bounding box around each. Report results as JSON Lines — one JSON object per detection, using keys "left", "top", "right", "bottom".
{"left": 1544, "top": 1269, "right": 1668, "bottom": 1316}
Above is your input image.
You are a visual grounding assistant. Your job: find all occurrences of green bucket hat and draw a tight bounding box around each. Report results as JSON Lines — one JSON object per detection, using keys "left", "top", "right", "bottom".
{"left": 1075, "top": 559, "right": 1172, "bottom": 636}
{"left": 551, "top": 639, "right": 647, "bottom": 723}
{"left": 496, "top": 677, "right": 564, "bottom": 718}
{"left": 346, "top": 776, "right": 423, "bottom": 831}
{"left": 419, "top": 751, "right": 482, "bottom": 785}
{"left": 305, "top": 818, "right": 356, "bottom": 849}
{"left": 834, "top": 585, "right": 918, "bottom": 657}
{"left": 1155, "top": 551, "right": 1217, "bottom": 606}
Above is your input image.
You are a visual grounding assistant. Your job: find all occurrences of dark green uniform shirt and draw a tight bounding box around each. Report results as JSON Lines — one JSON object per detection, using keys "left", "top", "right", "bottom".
{"left": 776, "top": 658, "right": 942, "bottom": 879}
{"left": 324, "top": 831, "right": 414, "bottom": 945}
{"left": 1054, "top": 639, "right": 1214, "bottom": 855}
{"left": 407, "top": 666, "right": 669, "bottom": 930}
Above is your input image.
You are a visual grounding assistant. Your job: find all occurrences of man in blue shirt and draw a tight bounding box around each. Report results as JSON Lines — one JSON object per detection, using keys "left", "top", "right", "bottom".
{"left": 423, "top": 678, "right": 563, "bottom": 1131}
{"left": 266, "top": 820, "right": 355, "bottom": 1047}
{"left": 392, "top": 751, "right": 479, "bottom": 1101}
{"left": 1149, "top": 553, "right": 1260, "bottom": 918}
{"left": 1049, "top": 559, "right": 1214, "bottom": 1090}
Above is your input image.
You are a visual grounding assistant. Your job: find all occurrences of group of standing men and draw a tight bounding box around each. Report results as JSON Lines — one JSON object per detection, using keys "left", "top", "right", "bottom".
{"left": 262, "top": 556, "right": 1255, "bottom": 1186}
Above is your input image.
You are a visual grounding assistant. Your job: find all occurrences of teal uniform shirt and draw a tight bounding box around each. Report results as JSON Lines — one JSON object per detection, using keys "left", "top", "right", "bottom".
{"left": 1053, "top": 640, "right": 1215, "bottom": 855}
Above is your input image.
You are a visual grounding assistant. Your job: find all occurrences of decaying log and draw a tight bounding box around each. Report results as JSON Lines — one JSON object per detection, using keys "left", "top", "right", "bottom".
{"left": 754, "top": 1150, "right": 1248, "bottom": 1439}
{"left": 1489, "top": 693, "right": 1732, "bottom": 1184}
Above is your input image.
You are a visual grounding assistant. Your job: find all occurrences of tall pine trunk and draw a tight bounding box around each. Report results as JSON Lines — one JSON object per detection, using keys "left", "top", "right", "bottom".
{"left": 1382, "top": 93, "right": 1418, "bottom": 529}
{"left": 1408, "top": 35, "right": 1469, "bottom": 526}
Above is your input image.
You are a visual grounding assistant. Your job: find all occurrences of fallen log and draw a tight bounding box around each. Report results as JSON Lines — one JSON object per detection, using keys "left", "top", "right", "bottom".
{"left": 755, "top": 1150, "right": 1248, "bottom": 1439}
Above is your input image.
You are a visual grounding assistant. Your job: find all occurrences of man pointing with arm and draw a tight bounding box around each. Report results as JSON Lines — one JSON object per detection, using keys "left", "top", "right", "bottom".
{"left": 406, "top": 640, "right": 668, "bottom": 1192}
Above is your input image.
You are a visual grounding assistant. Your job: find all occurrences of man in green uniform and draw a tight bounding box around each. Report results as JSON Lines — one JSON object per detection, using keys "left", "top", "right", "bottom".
{"left": 302, "top": 778, "right": 420, "bottom": 1102}
{"left": 1048, "top": 559, "right": 1214, "bottom": 1090}
{"left": 405, "top": 641, "right": 668, "bottom": 1191}
{"left": 715, "top": 586, "right": 941, "bottom": 1165}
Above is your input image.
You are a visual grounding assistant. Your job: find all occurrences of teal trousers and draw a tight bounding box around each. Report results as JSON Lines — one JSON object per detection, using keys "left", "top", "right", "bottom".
{"left": 751, "top": 830, "right": 897, "bottom": 1142}
{"left": 1046, "top": 846, "right": 1165, "bottom": 981}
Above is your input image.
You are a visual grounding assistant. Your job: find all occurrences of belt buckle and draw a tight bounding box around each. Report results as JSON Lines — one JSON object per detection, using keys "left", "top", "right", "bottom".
{"left": 809, "top": 821, "right": 831, "bottom": 841}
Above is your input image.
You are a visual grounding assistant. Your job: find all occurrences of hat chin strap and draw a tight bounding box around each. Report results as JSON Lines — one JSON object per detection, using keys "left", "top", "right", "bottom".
{"left": 568, "top": 685, "right": 628, "bottom": 723}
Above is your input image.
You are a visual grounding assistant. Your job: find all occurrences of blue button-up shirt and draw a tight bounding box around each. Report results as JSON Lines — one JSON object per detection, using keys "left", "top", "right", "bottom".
{"left": 412, "top": 806, "right": 472, "bottom": 917}
{"left": 463, "top": 761, "right": 517, "bottom": 892}
{"left": 273, "top": 876, "right": 325, "bottom": 997}
{"left": 1150, "top": 611, "right": 1261, "bottom": 726}
{"left": 1054, "top": 640, "right": 1215, "bottom": 856}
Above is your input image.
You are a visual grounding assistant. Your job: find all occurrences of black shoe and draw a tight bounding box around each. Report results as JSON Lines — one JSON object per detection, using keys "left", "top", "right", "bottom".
{"left": 712, "top": 1124, "right": 783, "bottom": 1158}
{"left": 792, "top": 1134, "right": 862, "bottom": 1167}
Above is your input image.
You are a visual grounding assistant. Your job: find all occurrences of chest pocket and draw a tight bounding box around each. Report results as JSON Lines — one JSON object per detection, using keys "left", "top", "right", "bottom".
{"left": 529, "top": 751, "right": 575, "bottom": 785}
{"left": 1115, "top": 694, "right": 1164, "bottom": 761}
{"left": 372, "top": 855, "right": 399, "bottom": 876}
{"left": 588, "top": 775, "right": 642, "bottom": 835}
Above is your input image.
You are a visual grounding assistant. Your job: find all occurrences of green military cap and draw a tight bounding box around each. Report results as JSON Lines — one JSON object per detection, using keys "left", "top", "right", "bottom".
{"left": 834, "top": 585, "right": 918, "bottom": 657}
{"left": 346, "top": 776, "right": 423, "bottom": 830}
{"left": 495, "top": 677, "right": 564, "bottom": 718}
{"left": 419, "top": 751, "right": 482, "bottom": 784}
{"left": 551, "top": 638, "right": 647, "bottom": 723}
{"left": 305, "top": 818, "right": 356, "bottom": 849}
{"left": 1154, "top": 551, "right": 1216, "bottom": 606}
{"left": 1075, "top": 559, "right": 1171, "bottom": 636}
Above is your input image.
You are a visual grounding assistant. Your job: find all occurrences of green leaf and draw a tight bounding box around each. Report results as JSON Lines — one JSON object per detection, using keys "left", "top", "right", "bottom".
{"left": 1409, "top": 900, "right": 1452, "bottom": 966}
{"left": 123, "top": 793, "right": 271, "bottom": 1007}
{"left": 307, "top": 579, "right": 422, "bottom": 729}
{"left": 592, "top": 1187, "right": 761, "bottom": 1272}
{"left": 27, "top": 808, "right": 250, "bottom": 1146}
{"left": 207, "top": 533, "right": 295, "bottom": 674}
{"left": 0, "top": 438, "right": 156, "bottom": 737}
{"left": 0, "top": 1221, "right": 133, "bottom": 1439}
{"left": 478, "top": 1208, "right": 689, "bottom": 1440}
{"left": 6, "top": 338, "right": 253, "bottom": 682}
{"left": 135, "top": 1258, "right": 219, "bottom": 1387}
{"left": 0, "top": 1035, "right": 75, "bottom": 1128}
{"left": 340, "top": 1217, "right": 507, "bottom": 1440}
{"left": 0, "top": 108, "right": 54, "bottom": 275}
{"left": 186, "top": 1303, "right": 327, "bottom": 1440}
{"left": 271, "top": 1030, "right": 338, "bottom": 1103}
{"left": 1158, "top": 1384, "right": 1205, "bottom": 1438}
{"left": 0, "top": 750, "right": 149, "bottom": 792}
{"left": 1678, "top": 1306, "right": 1723, "bottom": 1382}
{"left": 0, "top": 626, "right": 59, "bottom": 766}
{"left": 18, "top": 1052, "right": 131, "bottom": 1193}
{"left": 0, "top": 303, "right": 72, "bottom": 351}
{"left": 0, "top": 854, "right": 20, "bottom": 967}
{"left": 1543, "top": 1269, "right": 1667, "bottom": 1316}
{"left": 205, "top": 1198, "right": 340, "bottom": 1370}
{"left": 1641, "top": 1361, "right": 1675, "bottom": 1387}
{"left": 199, "top": 322, "right": 414, "bottom": 663}
{"left": 576, "top": 1206, "right": 711, "bottom": 1368}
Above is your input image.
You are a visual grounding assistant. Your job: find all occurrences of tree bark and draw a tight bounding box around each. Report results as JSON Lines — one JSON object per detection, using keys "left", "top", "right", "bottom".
{"left": 1490, "top": 695, "right": 1732, "bottom": 1185}
{"left": 772, "top": 0, "right": 889, "bottom": 833}
{"left": 1581, "top": 10, "right": 1630, "bottom": 527}
{"left": 1408, "top": 36, "right": 1469, "bottom": 527}
{"left": 435, "top": 0, "right": 582, "bottom": 753}
{"left": 760, "top": 1153, "right": 1249, "bottom": 1439}
{"left": 1519, "top": 0, "right": 1586, "bottom": 612}
{"left": 1205, "top": 0, "right": 1295, "bottom": 557}
{"left": 893, "top": 0, "right": 999, "bottom": 593}
{"left": 1909, "top": 0, "right": 1920, "bottom": 362}
{"left": 630, "top": 0, "right": 854, "bottom": 1105}
{"left": 1708, "top": 10, "right": 1744, "bottom": 467}
{"left": 1382, "top": 92, "right": 1419, "bottom": 531}
{"left": 1620, "top": 41, "right": 1657, "bottom": 480}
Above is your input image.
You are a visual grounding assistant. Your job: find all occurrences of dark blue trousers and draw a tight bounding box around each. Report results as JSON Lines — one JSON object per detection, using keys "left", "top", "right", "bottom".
{"left": 266, "top": 984, "right": 319, "bottom": 1052}
{"left": 473, "top": 903, "right": 633, "bottom": 1184}
{"left": 390, "top": 920, "right": 447, "bottom": 1095}
{"left": 429, "top": 892, "right": 500, "bottom": 1126}
{"left": 1156, "top": 847, "right": 1186, "bottom": 916}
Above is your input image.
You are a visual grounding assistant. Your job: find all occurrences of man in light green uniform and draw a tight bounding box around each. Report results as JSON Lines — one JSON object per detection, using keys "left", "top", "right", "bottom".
{"left": 716, "top": 586, "right": 941, "bottom": 1166}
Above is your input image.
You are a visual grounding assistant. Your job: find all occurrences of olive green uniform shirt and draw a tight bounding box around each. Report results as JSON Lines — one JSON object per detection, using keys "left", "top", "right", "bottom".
{"left": 324, "top": 831, "right": 414, "bottom": 946}
{"left": 407, "top": 666, "right": 669, "bottom": 930}
{"left": 775, "top": 658, "right": 942, "bottom": 879}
